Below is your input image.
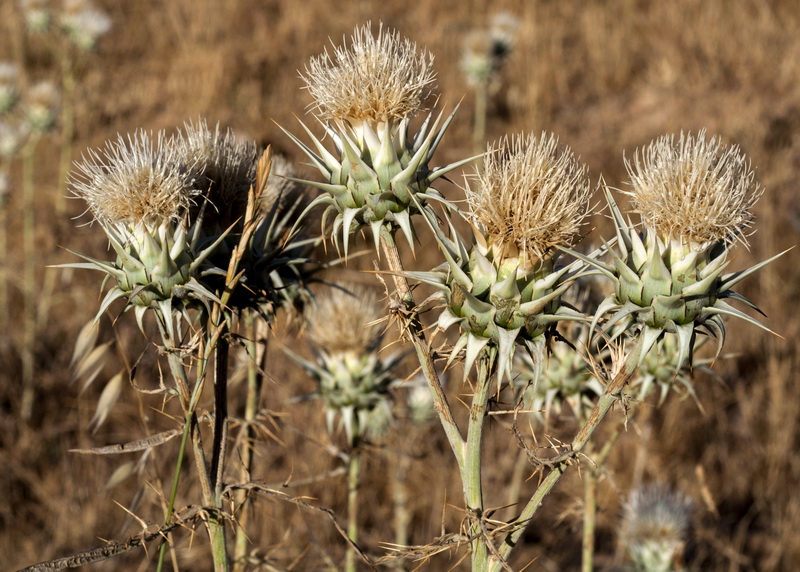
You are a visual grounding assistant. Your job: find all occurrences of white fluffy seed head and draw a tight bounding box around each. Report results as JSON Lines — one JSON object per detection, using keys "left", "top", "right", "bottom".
{"left": 302, "top": 23, "right": 436, "bottom": 123}
{"left": 466, "top": 132, "right": 592, "bottom": 265}
{"left": 625, "top": 131, "right": 762, "bottom": 248}
{"left": 71, "top": 129, "right": 200, "bottom": 225}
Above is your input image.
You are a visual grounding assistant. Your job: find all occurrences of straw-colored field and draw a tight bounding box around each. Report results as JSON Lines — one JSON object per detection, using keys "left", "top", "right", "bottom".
{"left": 2, "top": 1, "right": 799, "bottom": 570}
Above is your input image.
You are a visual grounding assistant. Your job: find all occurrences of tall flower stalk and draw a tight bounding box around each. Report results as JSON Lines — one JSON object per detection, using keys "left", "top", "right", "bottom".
{"left": 289, "top": 284, "right": 400, "bottom": 571}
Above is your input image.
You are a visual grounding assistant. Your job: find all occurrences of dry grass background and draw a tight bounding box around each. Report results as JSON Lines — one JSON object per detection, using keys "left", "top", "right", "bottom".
{"left": 1, "top": 0, "right": 799, "bottom": 570}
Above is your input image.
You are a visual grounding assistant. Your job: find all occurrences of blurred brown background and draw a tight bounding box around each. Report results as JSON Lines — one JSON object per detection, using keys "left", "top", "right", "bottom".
{"left": 1, "top": 0, "right": 799, "bottom": 570}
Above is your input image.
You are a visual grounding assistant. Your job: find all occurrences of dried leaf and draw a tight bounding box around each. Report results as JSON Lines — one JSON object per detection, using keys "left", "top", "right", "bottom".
{"left": 69, "top": 429, "right": 181, "bottom": 455}
{"left": 102, "top": 461, "right": 135, "bottom": 491}
{"left": 71, "top": 320, "right": 100, "bottom": 370}
{"left": 75, "top": 342, "right": 112, "bottom": 392}
{"left": 90, "top": 371, "right": 124, "bottom": 431}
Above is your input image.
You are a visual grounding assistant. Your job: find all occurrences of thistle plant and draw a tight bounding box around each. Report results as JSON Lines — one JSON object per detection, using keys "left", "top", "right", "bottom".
{"left": 622, "top": 485, "right": 693, "bottom": 572}
{"left": 284, "top": 23, "right": 473, "bottom": 255}
{"left": 289, "top": 284, "right": 401, "bottom": 572}
{"left": 50, "top": 118, "right": 323, "bottom": 571}
{"left": 414, "top": 132, "right": 592, "bottom": 384}
{"left": 460, "top": 13, "right": 518, "bottom": 152}
{"left": 283, "top": 23, "right": 782, "bottom": 571}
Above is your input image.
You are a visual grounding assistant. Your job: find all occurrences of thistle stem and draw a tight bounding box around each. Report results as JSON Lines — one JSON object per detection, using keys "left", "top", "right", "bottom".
{"left": 466, "top": 350, "right": 497, "bottom": 571}
{"left": 492, "top": 335, "right": 644, "bottom": 569}
{"left": 20, "top": 134, "right": 40, "bottom": 421}
{"left": 345, "top": 447, "right": 362, "bottom": 572}
{"left": 156, "top": 410, "right": 193, "bottom": 572}
{"left": 378, "top": 227, "right": 464, "bottom": 466}
{"left": 233, "top": 312, "right": 265, "bottom": 572}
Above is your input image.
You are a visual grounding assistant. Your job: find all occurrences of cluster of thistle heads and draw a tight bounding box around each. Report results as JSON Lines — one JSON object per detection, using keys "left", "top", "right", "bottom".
{"left": 20, "top": 0, "right": 112, "bottom": 50}
{"left": 70, "top": 23, "right": 779, "bottom": 455}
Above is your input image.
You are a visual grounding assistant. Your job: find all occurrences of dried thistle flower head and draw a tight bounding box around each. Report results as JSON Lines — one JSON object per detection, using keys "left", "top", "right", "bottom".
{"left": 412, "top": 133, "right": 593, "bottom": 384}
{"left": 622, "top": 485, "right": 692, "bottom": 572}
{"left": 286, "top": 22, "right": 469, "bottom": 255}
{"left": 0, "top": 120, "right": 27, "bottom": 158}
{"left": 307, "top": 284, "right": 384, "bottom": 355}
{"left": 175, "top": 119, "right": 258, "bottom": 225}
{"left": 461, "top": 12, "right": 518, "bottom": 87}
{"left": 71, "top": 129, "right": 199, "bottom": 225}
{"left": 24, "top": 80, "right": 60, "bottom": 133}
{"left": 303, "top": 22, "right": 435, "bottom": 124}
{"left": 19, "top": 0, "right": 51, "bottom": 32}
{"left": 290, "top": 284, "right": 400, "bottom": 444}
{"left": 582, "top": 132, "right": 783, "bottom": 369}
{"left": 625, "top": 131, "right": 762, "bottom": 248}
{"left": 60, "top": 0, "right": 112, "bottom": 51}
{"left": 466, "top": 132, "right": 592, "bottom": 268}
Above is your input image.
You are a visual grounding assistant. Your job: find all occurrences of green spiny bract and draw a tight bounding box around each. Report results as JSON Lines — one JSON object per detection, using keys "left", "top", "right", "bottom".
{"left": 573, "top": 133, "right": 785, "bottom": 367}
{"left": 288, "top": 284, "right": 402, "bottom": 445}
{"left": 410, "top": 133, "right": 593, "bottom": 383}
{"left": 514, "top": 332, "right": 603, "bottom": 426}
{"left": 283, "top": 23, "right": 473, "bottom": 255}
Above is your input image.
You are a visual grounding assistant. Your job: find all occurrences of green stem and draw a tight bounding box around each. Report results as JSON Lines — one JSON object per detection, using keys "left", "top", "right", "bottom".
{"left": 233, "top": 312, "right": 265, "bottom": 572}
{"left": 156, "top": 411, "right": 194, "bottom": 572}
{"left": 20, "top": 134, "right": 40, "bottom": 421}
{"left": 345, "top": 447, "right": 362, "bottom": 572}
{"left": 582, "top": 444, "right": 597, "bottom": 572}
{"left": 378, "top": 227, "right": 464, "bottom": 466}
{"left": 57, "top": 53, "right": 76, "bottom": 216}
{"left": 492, "top": 336, "right": 644, "bottom": 570}
{"left": 466, "top": 350, "right": 497, "bottom": 572}
{"left": 472, "top": 78, "right": 489, "bottom": 156}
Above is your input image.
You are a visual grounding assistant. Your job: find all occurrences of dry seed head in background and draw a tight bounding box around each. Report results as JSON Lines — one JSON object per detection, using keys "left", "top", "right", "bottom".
{"left": 307, "top": 284, "right": 384, "bottom": 355}
{"left": 466, "top": 132, "right": 592, "bottom": 266}
{"left": 71, "top": 129, "right": 201, "bottom": 225}
{"left": 302, "top": 22, "right": 436, "bottom": 123}
{"left": 622, "top": 484, "right": 692, "bottom": 572}
{"left": 625, "top": 130, "right": 762, "bottom": 248}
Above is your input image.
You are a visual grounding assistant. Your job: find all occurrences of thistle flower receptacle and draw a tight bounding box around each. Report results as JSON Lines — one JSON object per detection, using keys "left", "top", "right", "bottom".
{"left": 622, "top": 485, "right": 692, "bottom": 572}
{"left": 411, "top": 133, "right": 593, "bottom": 382}
{"left": 289, "top": 285, "right": 402, "bottom": 444}
{"left": 582, "top": 131, "right": 785, "bottom": 365}
{"left": 284, "top": 23, "right": 474, "bottom": 255}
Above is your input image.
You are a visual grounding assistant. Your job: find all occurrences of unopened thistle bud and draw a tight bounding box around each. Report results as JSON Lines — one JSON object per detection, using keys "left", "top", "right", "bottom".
{"left": 289, "top": 285, "right": 402, "bottom": 445}
{"left": 284, "top": 23, "right": 473, "bottom": 255}
{"left": 412, "top": 132, "right": 592, "bottom": 382}
{"left": 622, "top": 485, "right": 692, "bottom": 572}
{"left": 581, "top": 131, "right": 785, "bottom": 365}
